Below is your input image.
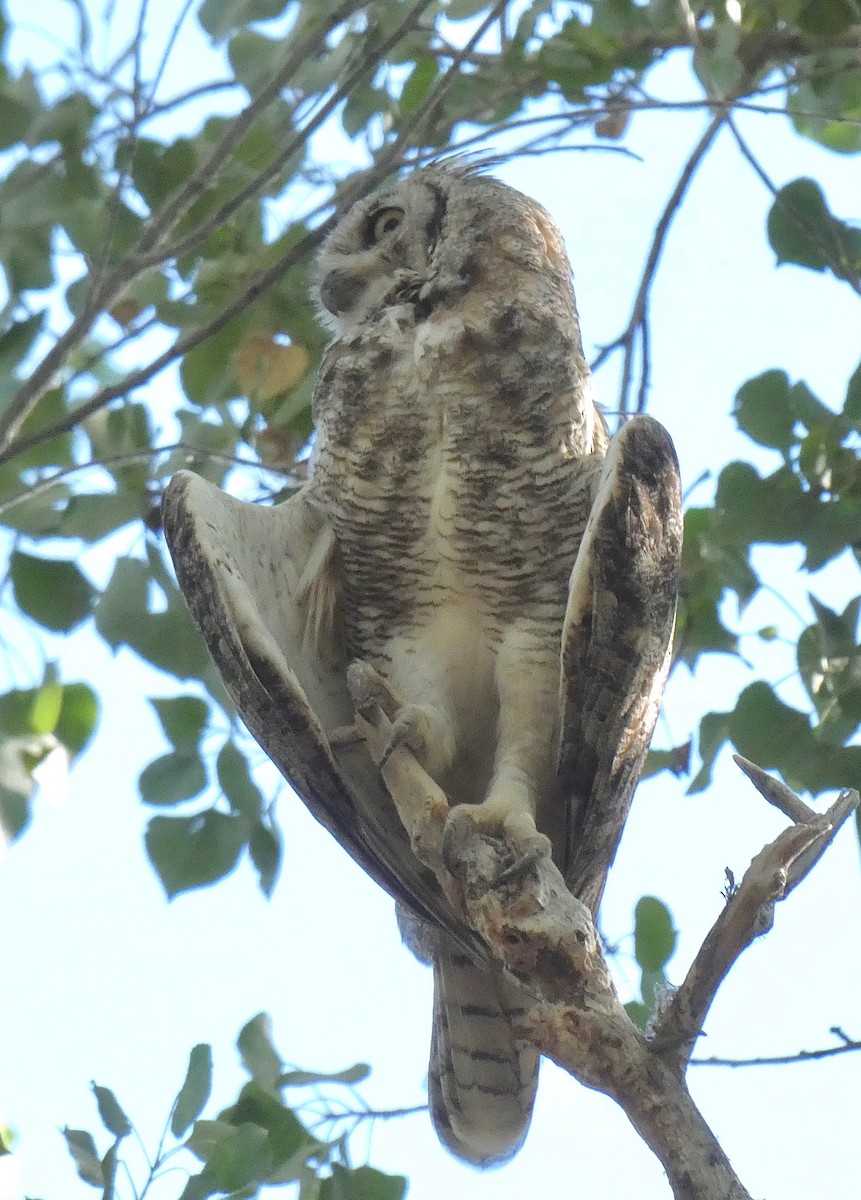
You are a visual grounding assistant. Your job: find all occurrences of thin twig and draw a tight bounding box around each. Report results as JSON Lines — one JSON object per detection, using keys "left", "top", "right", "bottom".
{"left": 134, "top": 0, "right": 363, "bottom": 256}
{"left": 727, "top": 114, "right": 861, "bottom": 298}
{"left": 0, "top": 2, "right": 364, "bottom": 453}
{"left": 654, "top": 783, "right": 858, "bottom": 1066}
{"left": 0, "top": 224, "right": 325, "bottom": 469}
{"left": 590, "top": 109, "right": 727, "bottom": 414}
{"left": 693, "top": 1039, "right": 861, "bottom": 1068}
{"left": 0, "top": 442, "right": 278, "bottom": 520}
{"left": 134, "top": 0, "right": 436, "bottom": 272}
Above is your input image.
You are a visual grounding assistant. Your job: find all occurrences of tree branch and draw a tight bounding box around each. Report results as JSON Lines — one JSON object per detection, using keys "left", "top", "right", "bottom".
{"left": 590, "top": 109, "right": 727, "bottom": 414}
{"left": 649, "top": 761, "right": 857, "bottom": 1067}
{"left": 347, "top": 693, "right": 858, "bottom": 1200}
{"left": 693, "top": 1035, "right": 861, "bottom": 1068}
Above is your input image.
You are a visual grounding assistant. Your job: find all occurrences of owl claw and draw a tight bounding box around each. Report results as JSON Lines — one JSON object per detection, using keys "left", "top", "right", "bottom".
{"left": 379, "top": 705, "right": 428, "bottom": 768}
{"left": 328, "top": 723, "right": 364, "bottom": 749}
{"left": 346, "top": 660, "right": 398, "bottom": 720}
{"left": 441, "top": 803, "right": 552, "bottom": 885}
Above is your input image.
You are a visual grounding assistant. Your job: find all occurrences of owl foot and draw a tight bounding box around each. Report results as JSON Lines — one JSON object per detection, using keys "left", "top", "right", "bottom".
{"left": 441, "top": 803, "right": 552, "bottom": 886}
{"left": 346, "top": 660, "right": 399, "bottom": 721}
{"left": 329, "top": 662, "right": 400, "bottom": 755}
{"left": 345, "top": 661, "right": 426, "bottom": 762}
{"left": 345, "top": 660, "right": 456, "bottom": 778}
{"left": 327, "top": 724, "right": 364, "bottom": 749}
{"left": 380, "top": 705, "right": 437, "bottom": 768}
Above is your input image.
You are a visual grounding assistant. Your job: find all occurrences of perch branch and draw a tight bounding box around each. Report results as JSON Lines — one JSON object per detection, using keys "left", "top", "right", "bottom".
{"left": 350, "top": 698, "right": 754, "bottom": 1200}
{"left": 345, "top": 686, "right": 858, "bottom": 1198}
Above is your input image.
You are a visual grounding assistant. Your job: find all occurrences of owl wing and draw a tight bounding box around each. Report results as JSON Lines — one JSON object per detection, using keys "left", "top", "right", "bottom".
{"left": 556, "top": 416, "right": 683, "bottom": 914}
{"left": 162, "top": 470, "right": 481, "bottom": 958}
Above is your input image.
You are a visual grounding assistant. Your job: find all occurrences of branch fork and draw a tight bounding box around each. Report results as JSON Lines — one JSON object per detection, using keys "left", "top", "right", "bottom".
{"left": 350, "top": 702, "right": 859, "bottom": 1200}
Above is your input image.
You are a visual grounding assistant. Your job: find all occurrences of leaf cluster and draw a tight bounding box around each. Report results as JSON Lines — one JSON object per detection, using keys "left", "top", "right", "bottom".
{"left": 61, "top": 1014, "right": 406, "bottom": 1200}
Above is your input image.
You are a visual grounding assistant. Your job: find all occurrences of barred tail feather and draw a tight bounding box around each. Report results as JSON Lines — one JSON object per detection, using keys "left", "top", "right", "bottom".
{"left": 429, "top": 941, "right": 538, "bottom": 1166}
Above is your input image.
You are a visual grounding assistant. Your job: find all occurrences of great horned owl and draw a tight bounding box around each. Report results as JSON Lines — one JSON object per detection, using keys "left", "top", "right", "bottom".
{"left": 163, "top": 160, "right": 682, "bottom": 1166}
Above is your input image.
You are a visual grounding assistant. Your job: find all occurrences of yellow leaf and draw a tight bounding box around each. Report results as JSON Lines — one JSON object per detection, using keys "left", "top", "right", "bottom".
{"left": 234, "top": 333, "right": 310, "bottom": 405}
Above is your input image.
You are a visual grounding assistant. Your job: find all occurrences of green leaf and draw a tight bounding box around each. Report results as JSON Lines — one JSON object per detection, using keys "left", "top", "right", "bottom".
{"left": 321, "top": 1164, "right": 408, "bottom": 1200}
{"left": 445, "top": 0, "right": 491, "bottom": 17}
{"left": 280, "top": 1063, "right": 370, "bottom": 1087}
{"left": 177, "top": 1168, "right": 220, "bottom": 1200}
{"left": 789, "top": 380, "right": 837, "bottom": 432}
{"left": 62, "top": 1127, "right": 104, "bottom": 1186}
{"left": 91, "top": 1085, "right": 131, "bottom": 1139}
{"left": 767, "top": 178, "right": 861, "bottom": 280}
{"left": 238, "top": 1014, "right": 283, "bottom": 1094}
{"left": 58, "top": 492, "right": 144, "bottom": 541}
{"left": 210, "top": 1122, "right": 273, "bottom": 1190}
{"left": 0, "top": 1121, "right": 14, "bottom": 1154}
{"left": 93, "top": 556, "right": 149, "bottom": 649}
{"left": 633, "top": 896, "right": 677, "bottom": 972}
{"left": 217, "top": 741, "right": 263, "bottom": 818}
{"left": 95, "top": 555, "right": 213, "bottom": 682}
{"left": 0, "top": 481, "right": 67, "bottom": 538}
{"left": 55, "top": 683, "right": 99, "bottom": 757}
{"left": 733, "top": 370, "right": 796, "bottom": 452}
{"left": 221, "top": 1081, "right": 316, "bottom": 1169}
{"left": 641, "top": 742, "right": 691, "bottom": 780}
{"left": 249, "top": 816, "right": 282, "bottom": 897}
{"left": 146, "top": 811, "right": 247, "bottom": 898}
{"left": 809, "top": 594, "right": 857, "bottom": 657}
{"left": 186, "top": 1118, "right": 234, "bottom": 1162}
{"left": 10, "top": 551, "right": 95, "bottom": 632}
{"left": 0, "top": 74, "right": 39, "bottom": 149}
{"left": 29, "top": 678, "right": 63, "bottom": 735}
{"left": 399, "top": 57, "right": 439, "bottom": 115}
{"left": 844, "top": 360, "right": 861, "bottom": 425}
{"left": 0, "top": 312, "right": 43, "bottom": 378}
{"left": 172, "top": 1044, "right": 214, "bottom": 1138}
{"left": 228, "top": 30, "right": 283, "bottom": 94}
{"left": 100, "top": 1141, "right": 119, "bottom": 1198}
{"left": 139, "top": 751, "right": 208, "bottom": 807}
{"left": 624, "top": 1000, "right": 649, "bottom": 1031}
{"left": 117, "top": 136, "right": 198, "bottom": 211}
{"left": 798, "top": 0, "right": 857, "bottom": 34}
{"left": 151, "top": 697, "right": 209, "bottom": 749}
{"left": 0, "top": 739, "right": 37, "bottom": 841}
{"left": 198, "top": 0, "right": 289, "bottom": 42}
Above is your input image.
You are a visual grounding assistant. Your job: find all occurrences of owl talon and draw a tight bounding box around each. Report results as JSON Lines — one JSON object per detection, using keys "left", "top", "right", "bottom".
{"left": 379, "top": 706, "right": 427, "bottom": 768}
{"left": 346, "top": 660, "right": 399, "bottom": 721}
{"left": 441, "top": 803, "right": 552, "bottom": 883}
{"left": 328, "top": 723, "right": 364, "bottom": 749}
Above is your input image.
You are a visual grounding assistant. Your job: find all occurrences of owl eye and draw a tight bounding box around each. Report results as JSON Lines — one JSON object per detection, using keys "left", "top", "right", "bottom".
{"left": 367, "top": 206, "right": 404, "bottom": 244}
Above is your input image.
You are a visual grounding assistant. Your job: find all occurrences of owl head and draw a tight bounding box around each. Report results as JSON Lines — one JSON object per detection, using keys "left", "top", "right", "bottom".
{"left": 315, "top": 160, "right": 575, "bottom": 335}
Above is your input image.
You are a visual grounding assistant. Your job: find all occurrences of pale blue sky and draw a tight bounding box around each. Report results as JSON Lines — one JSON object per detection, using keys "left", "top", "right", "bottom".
{"left": 1, "top": 5, "right": 860, "bottom": 1199}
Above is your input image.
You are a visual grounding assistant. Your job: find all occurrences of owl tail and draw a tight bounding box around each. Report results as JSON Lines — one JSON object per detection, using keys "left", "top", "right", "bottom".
{"left": 429, "top": 940, "right": 539, "bottom": 1166}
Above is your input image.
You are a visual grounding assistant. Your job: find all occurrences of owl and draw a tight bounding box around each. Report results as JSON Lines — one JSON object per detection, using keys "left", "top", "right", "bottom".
{"left": 163, "top": 159, "right": 682, "bottom": 1166}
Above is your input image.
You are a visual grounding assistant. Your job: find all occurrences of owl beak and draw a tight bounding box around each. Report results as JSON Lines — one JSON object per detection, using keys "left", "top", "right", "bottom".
{"left": 319, "top": 269, "right": 366, "bottom": 317}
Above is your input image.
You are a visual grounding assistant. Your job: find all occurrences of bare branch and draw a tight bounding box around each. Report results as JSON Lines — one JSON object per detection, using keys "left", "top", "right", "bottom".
{"left": 732, "top": 754, "right": 815, "bottom": 823}
{"left": 693, "top": 1036, "right": 861, "bottom": 1068}
{"left": 590, "top": 109, "right": 727, "bottom": 415}
{"left": 654, "top": 771, "right": 858, "bottom": 1065}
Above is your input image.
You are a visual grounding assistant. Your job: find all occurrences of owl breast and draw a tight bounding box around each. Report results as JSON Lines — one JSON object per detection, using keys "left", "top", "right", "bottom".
{"left": 310, "top": 290, "right": 607, "bottom": 664}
